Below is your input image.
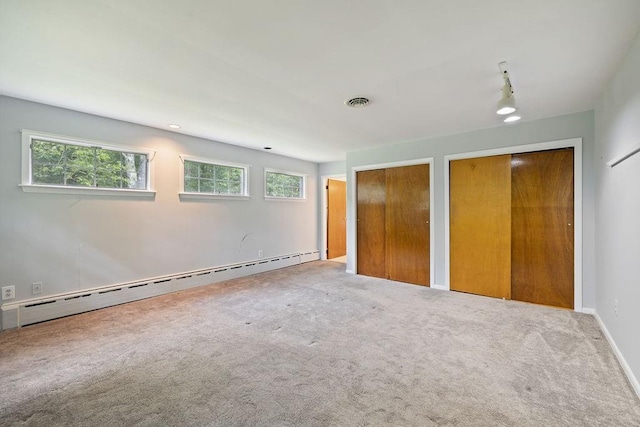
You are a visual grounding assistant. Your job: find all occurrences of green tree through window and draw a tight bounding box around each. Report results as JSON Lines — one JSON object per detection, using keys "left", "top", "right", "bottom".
{"left": 31, "top": 139, "right": 147, "bottom": 189}
{"left": 183, "top": 160, "right": 245, "bottom": 195}
{"left": 265, "top": 170, "right": 304, "bottom": 198}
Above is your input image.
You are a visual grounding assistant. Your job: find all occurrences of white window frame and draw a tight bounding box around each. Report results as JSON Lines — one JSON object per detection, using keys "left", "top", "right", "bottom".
{"left": 264, "top": 168, "right": 307, "bottom": 201}
{"left": 20, "top": 129, "right": 155, "bottom": 197}
{"left": 179, "top": 154, "right": 251, "bottom": 200}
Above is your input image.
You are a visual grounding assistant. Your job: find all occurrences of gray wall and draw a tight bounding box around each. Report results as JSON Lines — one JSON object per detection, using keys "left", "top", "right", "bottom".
{"left": 319, "top": 161, "right": 346, "bottom": 177}
{"left": 345, "top": 111, "right": 596, "bottom": 309}
{"left": 0, "top": 96, "right": 318, "bottom": 303}
{"left": 594, "top": 33, "right": 640, "bottom": 383}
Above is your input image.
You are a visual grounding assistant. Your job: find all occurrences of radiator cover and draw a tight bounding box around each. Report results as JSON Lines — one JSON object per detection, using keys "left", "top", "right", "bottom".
{"left": 1, "top": 251, "right": 320, "bottom": 330}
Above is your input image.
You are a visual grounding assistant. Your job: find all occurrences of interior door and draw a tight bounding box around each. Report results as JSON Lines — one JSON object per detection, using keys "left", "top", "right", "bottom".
{"left": 327, "top": 179, "right": 347, "bottom": 259}
{"left": 386, "top": 164, "right": 430, "bottom": 286}
{"left": 356, "top": 169, "right": 386, "bottom": 278}
{"left": 511, "top": 149, "right": 574, "bottom": 308}
{"left": 450, "top": 155, "right": 512, "bottom": 299}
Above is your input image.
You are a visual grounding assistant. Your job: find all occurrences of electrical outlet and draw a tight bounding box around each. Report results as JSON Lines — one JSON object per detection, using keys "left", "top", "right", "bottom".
{"left": 2, "top": 286, "right": 15, "bottom": 301}
{"left": 258, "top": 250, "right": 264, "bottom": 258}
{"left": 32, "top": 282, "right": 43, "bottom": 295}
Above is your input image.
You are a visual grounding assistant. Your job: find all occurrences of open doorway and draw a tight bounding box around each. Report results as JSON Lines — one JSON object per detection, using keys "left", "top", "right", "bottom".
{"left": 322, "top": 175, "right": 347, "bottom": 263}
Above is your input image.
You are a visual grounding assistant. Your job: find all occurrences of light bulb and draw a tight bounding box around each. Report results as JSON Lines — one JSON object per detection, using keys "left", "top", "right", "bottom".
{"left": 496, "top": 94, "right": 516, "bottom": 115}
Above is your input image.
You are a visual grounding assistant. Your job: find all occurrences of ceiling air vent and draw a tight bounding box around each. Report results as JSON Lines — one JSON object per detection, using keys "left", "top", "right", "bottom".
{"left": 345, "top": 97, "right": 370, "bottom": 108}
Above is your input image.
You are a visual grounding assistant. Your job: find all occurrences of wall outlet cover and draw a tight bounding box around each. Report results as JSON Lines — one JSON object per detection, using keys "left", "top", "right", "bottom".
{"left": 2, "top": 286, "right": 16, "bottom": 300}
{"left": 33, "top": 282, "right": 43, "bottom": 295}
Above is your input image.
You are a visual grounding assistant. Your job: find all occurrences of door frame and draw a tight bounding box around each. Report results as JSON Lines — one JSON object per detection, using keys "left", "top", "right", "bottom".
{"left": 350, "top": 158, "right": 435, "bottom": 286}
{"left": 443, "top": 138, "right": 583, "bottom": 312}
{"left": 321, "top": 174, "right": 346, "bottom": 261}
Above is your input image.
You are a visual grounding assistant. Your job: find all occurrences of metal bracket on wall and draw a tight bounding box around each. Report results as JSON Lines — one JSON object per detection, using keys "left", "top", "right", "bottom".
{"left": 606, "top": 144, "right": 640, "bottom": 167}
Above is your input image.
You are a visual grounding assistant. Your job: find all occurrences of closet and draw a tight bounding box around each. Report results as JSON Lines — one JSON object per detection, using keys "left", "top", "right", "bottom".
{"left": 450, "top": 148, "right": 574, "bottom": 308}
{"left": 356, "top": 164, "right": 430, "bottom": 286}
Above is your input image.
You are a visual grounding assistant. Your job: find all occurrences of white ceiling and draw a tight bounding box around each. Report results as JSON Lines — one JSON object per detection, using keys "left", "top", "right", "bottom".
{"left": 1, "top": 1, "right": 639, "bottom": 163}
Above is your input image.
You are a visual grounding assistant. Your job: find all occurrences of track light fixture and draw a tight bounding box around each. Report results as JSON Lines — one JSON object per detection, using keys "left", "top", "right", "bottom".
{"left": 497, "top": 86, "right": 516, "bottom": 115}
{"left": 496, "top": 62, "right": 520, "bottom": 121}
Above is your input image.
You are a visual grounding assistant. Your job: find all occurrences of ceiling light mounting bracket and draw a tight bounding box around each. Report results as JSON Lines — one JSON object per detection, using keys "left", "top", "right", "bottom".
{"left": 496, "top": 61, "right": 519, "bottom": 119}
{"left": 499, "top": 61, "right": 514, "bottom": 98}
{"left": 499, "top": 61, "right": 511, "bottom": 83}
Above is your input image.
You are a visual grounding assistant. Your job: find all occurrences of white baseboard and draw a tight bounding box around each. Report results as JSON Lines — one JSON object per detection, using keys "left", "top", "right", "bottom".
{"left": 592, "top": 311, "right": 640, "bottom": 398}
{"left": 300, "top": 251, "right": 321, "bottom": 263}
{"left": 345, "top": 269, "right": 355, "bottom": 275}
{"left": 581, "top": 307, "right": 596, "bottom": 315}
{"left": 1, "top": 250, "right": 320, "bottom": 331}
{"left": 430, "top": 284, "right": 447, "bottom": 291}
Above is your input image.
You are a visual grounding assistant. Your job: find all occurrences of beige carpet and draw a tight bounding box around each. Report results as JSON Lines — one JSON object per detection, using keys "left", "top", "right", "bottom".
{"left": 0, "top": 261, "right": 638, "bottom": 426}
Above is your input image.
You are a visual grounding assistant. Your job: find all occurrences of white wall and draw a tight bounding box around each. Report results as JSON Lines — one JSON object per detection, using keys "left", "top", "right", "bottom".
{"left": 345, "top": 111, "right": 596, "bottom": 308}
{"left": 0, "top": 96, "right": 318, "bottom": 303}
{"left": 594, "top": 33, "right": 640, "bottom": 386}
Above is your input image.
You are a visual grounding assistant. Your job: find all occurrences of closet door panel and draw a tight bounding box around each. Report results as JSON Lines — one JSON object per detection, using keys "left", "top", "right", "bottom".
{"left": 450, "top": 155, "right": 512, "bottom": 299}
{"left": 386, "top": 164, "right": 430, "bottom": 286}
{"left": 511, "top": 149, "right": 574, "bottom": 308}
{"left": 356, "top": 169, "right": 386, "bottom": 278}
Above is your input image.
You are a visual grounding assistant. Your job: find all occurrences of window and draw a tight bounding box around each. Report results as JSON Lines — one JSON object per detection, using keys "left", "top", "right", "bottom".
{"left": 265, "top": 169, "right": 306, "bottom": 199}
{"left": 21, "top": 130, "right": 154, "bottom": 196}
{"left": 180, "top": 155, "right": 249, "bottom": 199}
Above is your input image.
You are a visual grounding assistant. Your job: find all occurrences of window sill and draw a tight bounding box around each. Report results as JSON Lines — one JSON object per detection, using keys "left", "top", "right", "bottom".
{"left": 179, "top": 192, "right": 251, "bottom": 201}
{"left": 264, "top": 196, "right": 306, "bottom": 202}
{"left": 20, "top": 184, "right": 156, "bottom": 198}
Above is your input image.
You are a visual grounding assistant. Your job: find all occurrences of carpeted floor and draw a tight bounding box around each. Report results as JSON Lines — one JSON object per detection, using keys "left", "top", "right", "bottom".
{"left": 1, "top": 261, "right": 638, "bottom": 426}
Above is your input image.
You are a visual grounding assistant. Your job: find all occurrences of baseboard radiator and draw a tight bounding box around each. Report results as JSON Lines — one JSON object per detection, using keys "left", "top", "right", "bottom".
{"left": 1, "top": 251, "right": 320, "bottom": 331}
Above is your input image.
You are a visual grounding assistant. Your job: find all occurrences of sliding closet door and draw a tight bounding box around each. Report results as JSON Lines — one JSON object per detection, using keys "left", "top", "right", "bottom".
{"left": 511, "top": 149, "right": 574, "bottom": 308}
{"left": 450, "top": 155, "right": 512, "bottom": 299}
{"left": 386, "top": 164, "right": 430, "bottom": 286}
{"left": 356, "top": 169, "right": 386, "bottom": 278}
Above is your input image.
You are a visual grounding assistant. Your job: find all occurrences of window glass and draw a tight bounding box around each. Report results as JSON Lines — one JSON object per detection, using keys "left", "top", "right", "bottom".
{"left": 31, "top": 139, "right": 148, "bottom": 190}
{"left": 265, "top": 170, "right": 305, "bottom": 199}
{"left": 183, "top": 159, "right": 246, "bottom": 195}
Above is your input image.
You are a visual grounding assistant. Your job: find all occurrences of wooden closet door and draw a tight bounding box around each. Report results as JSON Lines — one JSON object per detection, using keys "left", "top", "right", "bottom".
{"left": 356, "top": 169, "right": 386, "bottom": 278}
{"left": 327, "top": 179, "right": 347, "bottom": 259}
{"left": 385, "top": 164, "right": 430, "bottom": 286}
{"left": 450, "top": 155, "right": 512, "bottom": 299}
{"left": 511, "top": 149, "right": 574, "bottom": 308}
